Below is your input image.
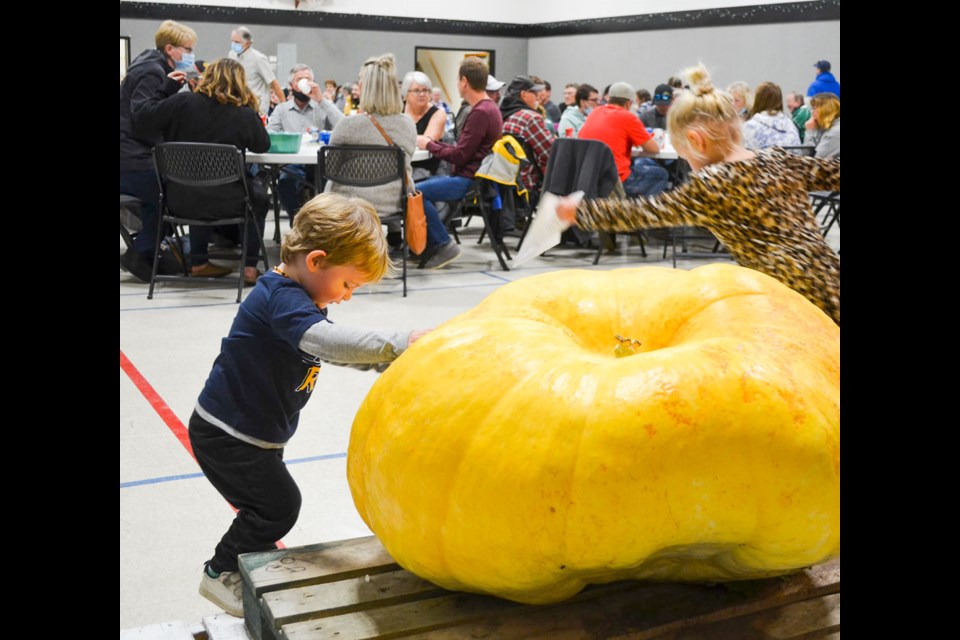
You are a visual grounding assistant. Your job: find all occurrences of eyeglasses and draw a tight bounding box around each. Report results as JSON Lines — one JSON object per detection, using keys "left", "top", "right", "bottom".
{"left": 179, "top": 45, "right": 194, "bottom": 54}
{"left": 408, "top": 89, "right": 431, "bottom": 95}
{"left": 585, "top": 97, "right": 599, "bottom": 103}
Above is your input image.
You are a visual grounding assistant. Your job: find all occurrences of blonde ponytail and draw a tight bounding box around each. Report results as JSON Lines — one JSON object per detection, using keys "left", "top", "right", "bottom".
{"left": 667, "top": 63, "right": 743, "bottom": 165}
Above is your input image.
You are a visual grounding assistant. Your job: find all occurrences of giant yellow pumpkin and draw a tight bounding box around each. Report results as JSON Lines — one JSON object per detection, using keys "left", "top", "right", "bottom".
{"left": 347, "top": 264, "right": 840, "bottom": 604}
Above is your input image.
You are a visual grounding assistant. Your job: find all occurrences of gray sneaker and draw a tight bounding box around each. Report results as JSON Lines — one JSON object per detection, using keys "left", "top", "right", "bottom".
{"left": 422, "top": 240, "right": 462, "bottom": 269}
{"left": 199, "top": 568, "right": 244, "bottom": 617}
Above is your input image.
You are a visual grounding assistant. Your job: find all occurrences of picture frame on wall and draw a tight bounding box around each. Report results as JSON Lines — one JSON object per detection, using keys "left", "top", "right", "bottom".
{"left": 415, "top": 47, "right": 495, "bottom": 109}
{"left": 121, "top": 36, "right": 131, "bottom": 83}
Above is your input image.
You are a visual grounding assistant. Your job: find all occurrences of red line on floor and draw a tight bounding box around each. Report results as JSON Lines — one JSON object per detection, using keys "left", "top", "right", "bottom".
{"left": 120, "top": 350, "right": 286, "bottom": 549}
{"left": 120, "top": 349, "right": 195, "bottom": 461}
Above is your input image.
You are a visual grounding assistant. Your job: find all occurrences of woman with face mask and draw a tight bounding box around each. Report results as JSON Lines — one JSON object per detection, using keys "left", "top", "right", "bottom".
{"left": 119, "top": 19, "right": 197, "bottom": 283}
{"left": 557, "top": 83, "right": 598, "bottom": 139}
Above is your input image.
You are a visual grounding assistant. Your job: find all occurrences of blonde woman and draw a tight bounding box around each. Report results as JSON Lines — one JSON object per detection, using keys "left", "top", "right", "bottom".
{"left": 804, "top": 93, "right": 840, "bottom": 158}
{"left": 401, "top": 70, "right": 446, "bottom": 180}
{"left": 136, "top": 57, "right": 270, "bottom": 284}
{"left": 725, "top": 81, "right": 753, "bottom": 118}
{"left": 558, "top": 64, "right": 841, "bottom": 325}
{"left": 327, "top": 54, "right": 416, "bottom": 250}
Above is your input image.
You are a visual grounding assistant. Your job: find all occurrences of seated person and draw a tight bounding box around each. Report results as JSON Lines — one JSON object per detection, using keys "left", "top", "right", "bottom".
{"left": 325, "top": 54, "right": 416, "bottom": 251}
{"left": 135, "top": 57, "right": 271, "bottom": 285}
{"left": 267, "top": 63, "right": 343, "bottom": 219}
{"left": 401, "top": 71, "right": 447, "bottom": 181}
{"left": 578, "top": 81, "right": 668, "bottom": 197}
{"left": 500, "top": 76, "right": 555, "bottom": 196}
{"left": 415, "top": 57, "right": 503, "bottom": 269}
{"left": 786, "top": 92, "right": 811, "bottom": 141}
{"left": 639, "top": 84, "right": 673, "bottom": 130}
{"left": 742, "top": 82, "right": 801, "bottom": 150}
{"left": 557, "top": 83, "right": 598, "bottom": 138}
{"left": 803, "top": 93, "right": 840, "bottom": 158}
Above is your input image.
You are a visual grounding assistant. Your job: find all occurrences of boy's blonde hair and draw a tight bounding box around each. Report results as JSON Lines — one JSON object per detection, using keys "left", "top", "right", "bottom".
{"left": 197, "top": 58, "right": 260, "bottom": 111}
{"left": 809, "top": 93, "right": 840, "bottom": 130}
{"left": 155, "top": 20, "right": 197, "bottom": 51}
{"left": 668, "top": 64, "right": 743, "bottom": 165}
{"left": 358, "top": 54, "right": 404, "bottom": 116}
{"left": 281, "top": 192, "right": 391, "bottom": 283}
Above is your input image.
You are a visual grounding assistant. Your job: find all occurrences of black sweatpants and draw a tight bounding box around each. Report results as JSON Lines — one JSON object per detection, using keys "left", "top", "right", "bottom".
{"left": 188, "top": 412, "right": 302, "bottom": 573}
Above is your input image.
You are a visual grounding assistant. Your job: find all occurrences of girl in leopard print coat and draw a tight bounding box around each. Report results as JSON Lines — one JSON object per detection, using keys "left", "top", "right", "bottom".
{"left": 559, "top": 65, "right": 840, "bottom": 325}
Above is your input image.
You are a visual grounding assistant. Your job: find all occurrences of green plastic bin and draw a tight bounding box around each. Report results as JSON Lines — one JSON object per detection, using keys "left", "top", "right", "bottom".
{"left": 267, "top": 132, "right": 303, "bottom": 154}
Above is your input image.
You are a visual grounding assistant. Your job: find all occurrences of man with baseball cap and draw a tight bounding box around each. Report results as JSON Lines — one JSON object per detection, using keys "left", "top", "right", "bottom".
{"left": 499, "top": 75, "right": 555, "bottom": 195}
{"left": 578, "top": 81, "right": 668, "bottom": 196}
{"left": 639, "top": 83, "right": 674, "bottom": 130}
{"left": 807, "top": 60, "right": 840, "bottom": 99}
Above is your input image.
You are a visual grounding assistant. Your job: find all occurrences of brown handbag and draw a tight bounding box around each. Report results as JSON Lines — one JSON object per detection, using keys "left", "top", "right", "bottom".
{"left": 364, "top": 113, "right": 428, "bottom": 255}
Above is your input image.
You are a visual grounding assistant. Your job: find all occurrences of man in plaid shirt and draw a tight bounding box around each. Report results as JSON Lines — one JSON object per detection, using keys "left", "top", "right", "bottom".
{"left": 499, "top": 76, "right": 556, "bottom": 196}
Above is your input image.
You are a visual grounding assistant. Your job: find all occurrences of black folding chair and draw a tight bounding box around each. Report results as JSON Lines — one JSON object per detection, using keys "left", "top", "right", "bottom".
{"left": 317, "top": 145, "right": 409, "bottom": 296}
{"left": 150, "top": 142, "right": 268, "bottom": 303}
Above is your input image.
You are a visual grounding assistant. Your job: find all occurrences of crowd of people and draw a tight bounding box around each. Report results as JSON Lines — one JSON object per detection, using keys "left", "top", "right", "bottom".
{"left": 121, "top": 19, "right": 840, "bottom": 277}
{"left": 120, "top": 19, "right": 840, "bottom": 621}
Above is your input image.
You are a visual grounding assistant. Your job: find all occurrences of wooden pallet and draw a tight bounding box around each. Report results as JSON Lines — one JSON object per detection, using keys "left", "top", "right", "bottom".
{"left": 238, "top": 536, "right": 839, "bottom": 640}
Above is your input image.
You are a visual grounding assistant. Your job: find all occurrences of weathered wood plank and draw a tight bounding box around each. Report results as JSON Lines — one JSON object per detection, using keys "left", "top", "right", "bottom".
{"left": 278, "top": 559, "right": 838, "bottom": 639}
{"left": 264, "top": 569, "right": 448, "bottom": 629}
{"left": 278, "top": 582, "right": 651, "bottom": 639}
{"left": 239, "top": 536, "right": 398, "bottom": 640}
{"left": 240, "top": 536, "right": 398, "bottom": 595}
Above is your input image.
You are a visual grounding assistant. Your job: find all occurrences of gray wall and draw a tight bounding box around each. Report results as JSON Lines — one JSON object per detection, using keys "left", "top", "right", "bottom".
{"left": 120, "top": 18, "right": 528, "bottom": 91}
{"left": 528, "top": 21, "right": 840, "bottom": 100}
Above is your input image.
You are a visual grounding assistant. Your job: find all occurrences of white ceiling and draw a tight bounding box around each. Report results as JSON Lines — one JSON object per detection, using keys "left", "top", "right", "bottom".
{"left": 124, "top": 0, "right": 813, "bottom": 26}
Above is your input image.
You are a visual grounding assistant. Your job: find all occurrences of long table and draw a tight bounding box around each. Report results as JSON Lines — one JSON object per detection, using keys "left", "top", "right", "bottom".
{"left": 245, "top": 138, "right": 429, "bottom": 241}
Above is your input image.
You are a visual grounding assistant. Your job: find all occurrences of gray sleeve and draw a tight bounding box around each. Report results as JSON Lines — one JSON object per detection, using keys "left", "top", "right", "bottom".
{"left": 298, "top": 322, "right": 412, "bottom": 372}
{"left": 267, "top": 105, "right": 284, "bottom": 132}
{"left": 257, "top": 54, "right": 277, "bottom": 84}
{"left": 318, "top": 99, "right": 344, "bottom": 130}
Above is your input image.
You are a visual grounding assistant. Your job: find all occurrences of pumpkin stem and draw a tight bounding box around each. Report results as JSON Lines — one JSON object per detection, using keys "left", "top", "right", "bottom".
{"left": 614, "top": 335, "right": 642, "bottom": 358}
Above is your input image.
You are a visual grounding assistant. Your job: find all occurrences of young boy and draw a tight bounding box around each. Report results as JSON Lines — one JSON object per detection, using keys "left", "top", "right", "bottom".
{"left": 189, "top": 193, "right": 426, "bottom": 616}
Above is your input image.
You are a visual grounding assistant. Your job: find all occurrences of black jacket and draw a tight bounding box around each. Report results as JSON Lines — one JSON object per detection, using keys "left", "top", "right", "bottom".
{"left": 136, "top": 92, "right": 271, "bottom": 219}
{"left": 120, "top": 49, "right": 183, "bottom": 172}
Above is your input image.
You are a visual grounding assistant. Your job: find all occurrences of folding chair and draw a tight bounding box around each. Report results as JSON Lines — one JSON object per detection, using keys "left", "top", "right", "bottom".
{"left": 317, "top": 145, "right": 409, "bottom": 296}
{"left": 150, "top": 142, "right": 269, "bottom": 303}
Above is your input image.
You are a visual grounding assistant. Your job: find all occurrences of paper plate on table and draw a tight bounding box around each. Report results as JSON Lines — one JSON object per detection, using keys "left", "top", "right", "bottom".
{"left": 513, "top": 191, "right": 582, "bottom": 267}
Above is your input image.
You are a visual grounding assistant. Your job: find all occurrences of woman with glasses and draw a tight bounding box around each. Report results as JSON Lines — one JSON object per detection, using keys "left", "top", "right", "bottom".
{"left": 557, "top": 83, "right": 599, "bottom": 138}
{"left": 401, "top": 71, "right": 446, "bottom": 181}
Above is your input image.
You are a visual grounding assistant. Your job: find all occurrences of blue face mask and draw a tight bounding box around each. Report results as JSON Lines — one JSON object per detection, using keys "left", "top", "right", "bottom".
{"left": 230, "top": 42, "right": 244, "bottom": 54}
{"left": 175, "top": 52, "right": 195, "bottom": 71}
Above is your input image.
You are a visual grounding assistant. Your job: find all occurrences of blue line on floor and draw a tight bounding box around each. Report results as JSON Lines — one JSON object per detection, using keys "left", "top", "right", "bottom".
{"left": 480, "top": 271, "right": 512, "bottom": 283}
{"left": 119, "top": 452, "right": 347, "bottom": 489}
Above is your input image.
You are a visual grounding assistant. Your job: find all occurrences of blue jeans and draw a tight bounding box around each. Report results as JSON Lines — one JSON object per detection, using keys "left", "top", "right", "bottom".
{"left": 623, "top": 158, "right": 669, "bottom": 197}
{"left": 278, "top": 164, "right": 310, "bottom": 217}
{"left": 119, "top": 170, "right": 161, "bottom": 255}
{"left": 415, "top": 175, "right": 473, "bottom": 247}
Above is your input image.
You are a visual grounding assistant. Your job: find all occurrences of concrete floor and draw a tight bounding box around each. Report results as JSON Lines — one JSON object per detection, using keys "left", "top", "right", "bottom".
{"left": 119, "top": 212, "right": 840, "bottom": 632}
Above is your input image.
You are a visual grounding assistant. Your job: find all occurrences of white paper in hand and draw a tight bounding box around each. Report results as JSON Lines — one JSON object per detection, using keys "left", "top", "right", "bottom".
{"left": 513, "top": 191, "right": 584, "bottom": 267}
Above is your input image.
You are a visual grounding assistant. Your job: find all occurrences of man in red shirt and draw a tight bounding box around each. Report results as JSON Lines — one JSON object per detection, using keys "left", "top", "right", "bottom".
{"left": 578, "top": 81, "right": 669, "bottom": 196}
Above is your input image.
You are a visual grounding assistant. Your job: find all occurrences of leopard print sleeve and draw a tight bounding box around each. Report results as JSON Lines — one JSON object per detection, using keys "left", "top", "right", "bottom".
{"left": 575, "top": 175, "right": 711, "bottom": 232}
{"left": 805, "top": 156, "right": 840, "bottom": 192}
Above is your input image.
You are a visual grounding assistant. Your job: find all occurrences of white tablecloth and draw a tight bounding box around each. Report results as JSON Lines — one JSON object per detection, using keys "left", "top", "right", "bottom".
{"left": 246, "top": 137, "right": 429, "bottom": 164}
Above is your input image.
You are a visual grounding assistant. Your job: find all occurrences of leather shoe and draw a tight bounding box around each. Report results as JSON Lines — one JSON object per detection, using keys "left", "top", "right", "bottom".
{"left": 243, "top": 268, "right": 264, "bottom": 286}
{"left": 191, "top": 262, "right": 233, "bottom": 278}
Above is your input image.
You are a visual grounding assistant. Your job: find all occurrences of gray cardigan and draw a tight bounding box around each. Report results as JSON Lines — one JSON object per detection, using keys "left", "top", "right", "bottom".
{"left": 804, "top": 118, "right": 840, "bottom": 159}
{"left": 325, "top": 112, "right": 416, "bottom": 215}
